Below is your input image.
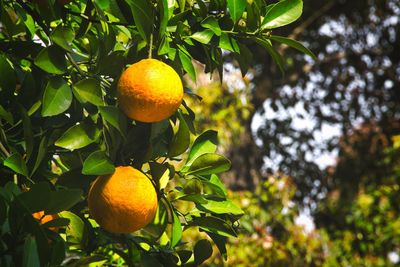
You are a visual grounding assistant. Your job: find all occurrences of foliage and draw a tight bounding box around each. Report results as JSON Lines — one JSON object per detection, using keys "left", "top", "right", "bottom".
{"left": 0, "top": 0, "right": 312, "bottom": 265}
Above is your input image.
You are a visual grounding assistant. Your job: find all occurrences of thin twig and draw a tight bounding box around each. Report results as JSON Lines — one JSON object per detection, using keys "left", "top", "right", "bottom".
{"left": 65, "top": 9, "right": 132, "bottom": 26}
{"left": 66, "top": 53, "right": 85, "bottom": 75}
{"left": 0, "top": 141, "right": 10, "bottom": 157}
{"left": 148, "top": 33, "right": 153, "bottom": 59}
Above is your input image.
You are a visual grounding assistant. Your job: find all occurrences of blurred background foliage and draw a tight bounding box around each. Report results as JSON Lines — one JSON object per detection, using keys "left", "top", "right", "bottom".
{"left": 186, "top": 0, "right": 400, "bottom": 265}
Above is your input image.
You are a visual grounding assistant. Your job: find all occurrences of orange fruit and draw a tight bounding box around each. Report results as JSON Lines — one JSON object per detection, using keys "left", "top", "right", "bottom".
{"left": 117, "top": 59, "right": 184, "bottom": 122}
{"left": 87, "top": 166, "right": 158, "bottom": 233}
{"left": 32, "top": 211, "right": 59, "bottom": 232}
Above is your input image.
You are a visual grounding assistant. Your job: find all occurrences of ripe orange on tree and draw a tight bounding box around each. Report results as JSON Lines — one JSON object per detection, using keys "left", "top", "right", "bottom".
{"left": 87, "top": 166, "right": 158, "bottom": 233}
{"left": 117, "top": 59, "right": 184, "bottom": 123}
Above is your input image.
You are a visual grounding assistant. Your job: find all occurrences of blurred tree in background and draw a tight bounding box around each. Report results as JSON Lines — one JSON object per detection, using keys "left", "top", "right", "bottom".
{"left": 189, "top": 0, "right": 400, "bottom": 265}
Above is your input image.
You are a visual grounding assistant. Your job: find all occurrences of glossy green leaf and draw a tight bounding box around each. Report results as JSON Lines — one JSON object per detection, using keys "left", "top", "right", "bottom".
{"left": 194, "top": 239, "right": 213, "bottom": 265}
{"left": 51, "top": 25, "right": 75, "bottom": 52}
{"left": 270, "top": 35, "right": 317, "bottom": 60}
{"left": 171, "top": 210, "right": 182, "bottom": 247}
{"left": 190, "top": 29, "right": 214, "bottom": 44}
{"left": 201, "top": 16, "right": 221, "bottom": 36}
{"left": 99, "top": 106, "right": 127, "bottom": 136}
{"left": 261, "top": 0, "right": 303, "bottom": 29}
{"left": 158, "top": 0, "right": 169, "bottom": 38}
{"left": 178, "top": 49, "right": 196, "bottom": 81}
{"left": 55, "top": 123, "right": 100, "bottom": 150}
{"left": 4, "top": 153, "right": 28, "bottom": 177}
{"left": 202, "top": 174, "right": 227, "bottom": 197}
{"left": 186, "top": 153, "right": 231, "bottom": 175}
{"left": 169, "top": 114, "right": 190, "bottom": 157}
{"left": 150, "top": 162, "right": 171, "bottom": 190}
{"left": 227, "top": 0, "right": 246, "bottom": 23}
{"left": 59, "top": 211, "right": 85, "bottom": 245}
{"left": 198, "top": 199, "right": 244, "bottom": 215}
{"left": 41, "top": 77, "right": 72, "bottom": 117}
{"left": 219, "top": 33, "right": 240, "bottom": 53}
{"left": 82, "top": 150, "right": 115, "bottom": 175}
{"left": 34, "top": 46, "right": 67, "bottom": 74}
{"left": 73, "top": 78, "right": 103, "bottom": 106}
{"left": 186, "top": 130, "right": 218, "bottom": 166}
{"left": 22, "top": 236, "right": 40, "bottom": 267}
{"left": 128, "top": 0, "right": 154, "bottom": 41}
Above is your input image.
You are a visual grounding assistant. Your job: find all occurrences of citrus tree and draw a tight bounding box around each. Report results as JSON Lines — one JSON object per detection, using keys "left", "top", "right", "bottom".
{"left": 0, "top": 0, "right": 314, "bottom": 265}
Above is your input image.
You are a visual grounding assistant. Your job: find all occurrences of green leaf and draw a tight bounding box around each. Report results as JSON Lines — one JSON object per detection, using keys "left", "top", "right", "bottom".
{"left": 201, "top": 16, "right": 221, "bottom": 36}
{"left": 206, "top": 232, "right": 228, "bottom": 260}
{"left": 261, "top": 0, "right": 303, "bottom": 29}
{"left": 72, "top": 78, "right": 103, "bottom": 106}
{"left": 255, "top": 37, "right": 284, "bottom": 74}
{"left": 171, "top": 210, "right": 182, "bottom": 247}
{"left": 202, "top": 174, "right": 227, "bottom": 197}
{"left": 82, "top": 150, "right": 115, "bottom": 175}
{"left": 31, "top": 137, "right": 48, "bottom": 176}
{"left": 219, "top": 33, "right": 240, "bottom": 53}
{"left": 190, "top": 29, "right": 214, "bottom": 44}
{"left": 21, "top": 108, "right": 34, "bottom": 161}
{"left": 0, "top": 53, "right": 16, "bottom": 95}
{"left": 51, "top": 25, "right": 75, "bottom": 52}
{"left": 99, "top": 106, "right": 127, "bottom": 136}
{"left": 128, "top": 0, "right": 154, "bottom": 41}
{"left": 270, "top": 35, "right": 317, "bottom": 60}
{"left": 34, "top": 45, "right": 67, "bottom": 74}
{"left": 149, "top": 162, "right": 171, "bottom": 191}
{"left": 41, "top": 77, "right": 72, "bottom": 117}
{"left": 169, "top": 113, "right": 190, "bottom": 157}
{"left": 0, "top": 105, "right": 13, "bottom": 124}
{"left": 55, "top": 123, "right": 100, "bottom": 150}
{"left": 178, "top": 49, "right": 196, "bottom": 81}
{"left": 186, "top": 130, "right": 218, "bottom": 166}
{"left": 227, "top": 0, "right": 246, "bottom": 23}
{"left": 186, "top": 153, "right": 231, "bottom": 175}
{"left": 4, "top": 153, "right": 28, "bottom": 177}
{"left": 198, "top": 199, "right": 244, "bottom": 216}
{"left": 59, "top": 211, "right": 85, "bottom": 245}
{"left": 158, "top": 0, "right": 169, "bottom": 38}
{"left": 18, "top": 182, "right": 51, "bottom": 213}
{"left": 46, "top": 189, "right": 83, "bottom": 214}
{"left": 191, "top": 216, "right": 237, "bottom": 237}
{"left": 22, "top": 236, "right": 40, "bottom": 267}
{"left": 194, "top": 239, "right": 213, "bottom": 265}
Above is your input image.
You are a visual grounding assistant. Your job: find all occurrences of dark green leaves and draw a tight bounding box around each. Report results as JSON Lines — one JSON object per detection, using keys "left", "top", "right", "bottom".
{"left": 0, "top": 53, "right": 16, "bottom": 94}
{"left": 51, "top": 25, "right": 75, "bottom": 52}
{"left": 55, "top": 123, "right": 100, "bottom": 150}
{"left": 22, "top": 236, "right": 40, "bottom": 267}
{"left": 227, "top": 0, "right": 246, "bottom": 23}
{"left": 194, "top": 239, "right": 213, "bottom": 265}
{"left": 82, "top": 151, "right": 115, "bottom": 175}
{"left": 41, "top": 77, "right": 72, "bottom": 117}
{"left": 255, "top": 37, "right": 284, "bottom": 74}
{"left": 261, "top": 0, "right": 303, "bottom": 29}
{"left": 34, "top": 46, "right": 67, "bottom": 74}
{"left": 73, "top": 78, "right": 103, "bottom": 106}
{"left": 128, "top": 0, "right": 154, "bottom": 42}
